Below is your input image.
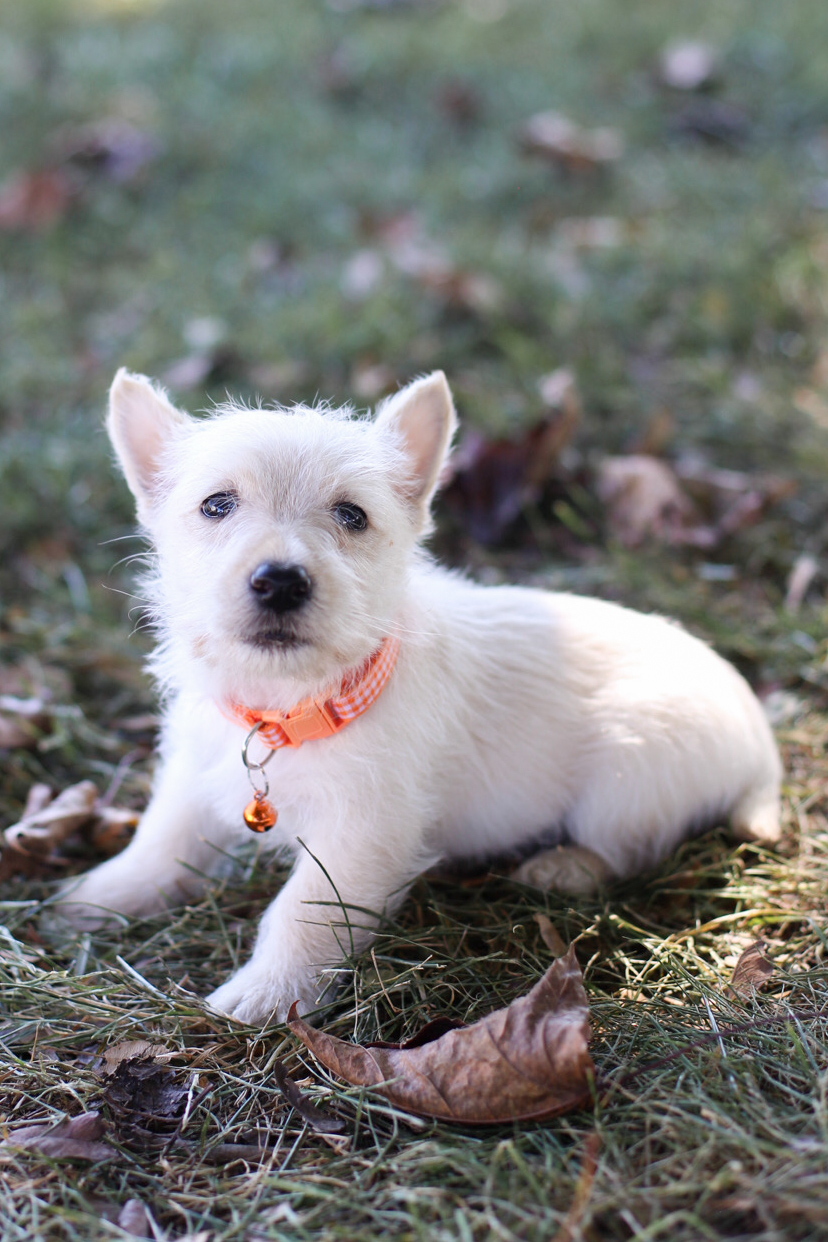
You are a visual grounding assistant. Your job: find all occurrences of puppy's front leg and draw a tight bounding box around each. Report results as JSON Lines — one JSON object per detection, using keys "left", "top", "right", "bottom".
{"left": 55, "top": 754, "right": 236, "bottom": 928}
{"left": 206, "top": 823, "right": 422, "bottom": 1024}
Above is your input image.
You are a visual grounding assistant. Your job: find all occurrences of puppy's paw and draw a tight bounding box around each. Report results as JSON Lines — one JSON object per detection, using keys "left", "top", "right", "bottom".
{"left": 52, "top": 863, "right": 170, "bottom": 930}
{"left": 512, "top": 844, "right": 615, "bottom": 896}
{"left": 205, "top": 962, "right": 330, "bottom": 1026}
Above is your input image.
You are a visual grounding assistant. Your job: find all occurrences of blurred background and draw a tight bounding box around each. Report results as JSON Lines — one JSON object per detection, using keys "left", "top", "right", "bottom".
{"left": 2, "top": 0, "right": 828, "bottom": 804}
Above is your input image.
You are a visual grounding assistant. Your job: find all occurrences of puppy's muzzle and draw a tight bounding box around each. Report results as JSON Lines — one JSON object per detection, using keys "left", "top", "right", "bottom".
{"left": 249, "top": 562, "right": 313, "bottom": 613}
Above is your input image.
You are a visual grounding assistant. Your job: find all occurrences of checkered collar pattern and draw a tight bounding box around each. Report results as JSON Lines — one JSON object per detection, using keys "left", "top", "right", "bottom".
{"left": 225, "top": 635, "right": 401, "bottom": 749}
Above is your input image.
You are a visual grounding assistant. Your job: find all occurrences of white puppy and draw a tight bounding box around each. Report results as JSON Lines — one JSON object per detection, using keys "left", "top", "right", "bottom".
{"left": 58, "top": 369, "right": 782, "bottom": 1023}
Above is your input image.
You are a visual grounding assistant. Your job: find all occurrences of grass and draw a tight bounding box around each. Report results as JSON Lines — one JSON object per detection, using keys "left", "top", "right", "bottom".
{"left": 2, "top": 0, "right": 828, "bottom": 1237}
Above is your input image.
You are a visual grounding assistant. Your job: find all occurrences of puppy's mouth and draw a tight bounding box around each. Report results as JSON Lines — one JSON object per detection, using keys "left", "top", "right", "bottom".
{"left": 243, "top": 627, "right": 310, "bottom": 651}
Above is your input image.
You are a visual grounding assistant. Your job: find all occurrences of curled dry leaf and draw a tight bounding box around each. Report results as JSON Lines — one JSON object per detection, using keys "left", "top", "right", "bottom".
{"left": 101, "top": 1052, "right": 194, "bottom": 1139}
{"left": 443, "top": 381, "right": 580, "bottom": 547}
{"left": 0, "top": 168, "right": 75, "bottom": 231}
{"left": 100, "top": 1040, "right": 174, "bottom": 1075}
{"left": 53, "top": 118, "right": 159, "bottom": 184}
{"left": 116, "top": 1199, "right": 153, "bottom": 1238}
{"left": 784, "top": 553, "right": 819, "bottom": 613}
{"left": 0, "top": 695, "right": 51, "bottom": 750}
{"left": 597, "top": 455, "right": 701, "bottom": 548}
{"left": 0, "top": 1111, "right": 114, "bottom": 1162}
{"left": 4, "top": 781, "right": 99, "bottom": 856}
{"left": 90, "top": 806, "right": 141, "bottom": 857}
{"left": 533, "top": 912, "right": 568, "bottom": 958}
{"left": 2, "top": 780, "right": 139, "bottom": 877}
{"left": 518, "top": 111, "right": 624, "bottom": 173}
{"left": 272, "top": 1061, "right": 346, "bottom": 1134}
{"left": 596, "top": 454, "right": 793, "bottom": 549}
{"left": 727, "top": 941, "right": 774, "bottom": 999}
{"left": 288, "top": 945, "right": 593, "bottom": 1124}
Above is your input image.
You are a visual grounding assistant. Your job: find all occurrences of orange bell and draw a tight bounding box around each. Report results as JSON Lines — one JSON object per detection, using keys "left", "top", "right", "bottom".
{"left": 243, "top": 792, "right": 278, "bottom": 832}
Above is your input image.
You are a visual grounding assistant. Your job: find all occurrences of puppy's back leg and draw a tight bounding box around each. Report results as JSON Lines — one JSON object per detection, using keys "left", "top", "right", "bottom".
{"left": 511, "top": 845, "right": 615, "bottom": 895}
{"left": 730, "top": 784, "right": 782, "bottom": 845}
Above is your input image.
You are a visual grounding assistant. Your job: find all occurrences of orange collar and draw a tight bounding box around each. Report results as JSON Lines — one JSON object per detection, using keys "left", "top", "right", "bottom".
{"left": 224, "top": 635, "right": 401, "bottom": 749}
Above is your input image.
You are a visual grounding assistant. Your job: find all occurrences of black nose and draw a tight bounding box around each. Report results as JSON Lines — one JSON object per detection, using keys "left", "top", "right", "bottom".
{"left": 249, "top": 562, "right": 312, "bottom": 613}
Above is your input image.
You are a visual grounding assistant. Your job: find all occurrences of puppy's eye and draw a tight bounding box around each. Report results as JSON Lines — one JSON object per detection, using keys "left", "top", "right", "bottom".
{"left": 333, "top": 502, "right": 368, "bottom": 532}
{"left": 201, "top": 492, "right": 238, "bottom": 519}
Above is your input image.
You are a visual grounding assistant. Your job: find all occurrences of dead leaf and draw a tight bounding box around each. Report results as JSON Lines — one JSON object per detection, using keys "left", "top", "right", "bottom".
{"left": 657, "top": 41, "right": 719, "bottom": 92}
{"left": 350, "top": 360, "right": 397, "bottom": 400}
{"left": 2, "top": 778, "right": 139, "bottom": 878}
{"left": 436, "top": 80, "right": 482, "bottom": 128}
{"left": 785, "top": 554, "right": 819, "bottom": 612}
{"left": 0, "top": 1112, "right": 114, "bottom": 1162}
{"left": 100, "top": 1040, "right": 174, "bottom": 1075}
{"left": 162, "top": 347, "right": 240, "bottom": 392}
{"left": 117, "top": 1199, "right": 153, "bottom": 1237}
{"left": 101, "top": 1054, "right": 194, "bottom": 1138}
{"left": 595, "top": 453, "right": 791, "bottom": 549}
{"left": 22, "top": 783, "right": 54, "bottom": 818}
{"left": 443, "top": 394, "right": 580, "bottom": 547}
{"left": 0, "top": 168, "right": 75, "bottom": 231}
{"left": 288, "top": 945, "right": 593, "bottom": 1124}
{"left": 90, "top": 806, "right": 140, "bottom": 856}
{"left": 0, "top": 695, "right": 51, "bottom": 750}
{"left": 670, "top": 99, "right": 750, "bottom": 147}
{"left": 272, "top": 1061, "right": 346, "bottom": 1134}
{"left": 0, "top": 717, "right": 35, "bottom": 750}
{"left": 518, "top": 111, "right": 624, "bottom": 173}
{"left": 53, "top": 118, "right": 159, "bottom": 184}
{"left": 596, "top": 455, "right": 704, "bottom": 548}
{"left": 533, "top": 913, "right": 568, "bottom": 958}
{"left": 727, "top": 941, "right": 774, "bottom": 999}
{"left": 4, "top": 781, "right": 99, "bottom": 856}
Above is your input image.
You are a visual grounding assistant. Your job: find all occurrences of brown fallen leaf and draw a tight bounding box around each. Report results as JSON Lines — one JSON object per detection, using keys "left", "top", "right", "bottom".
{"left": 272, "top": 1061, "right": 347, "bottom": 1135}
{"left": 518, "top": 111, "right": 624, "bottom": 173}
{"left": 116, "top": 1199, "right": 153, "bottom": 1238}
{"left": 727, "top": 941, "right": 774, "bottom": 999}
{"left": 0, "top": 695, "right": 51, "bottom": 750}
{"left": 3, "top": 780, "right": 99, "bottom": 856}
{"left": 785, "top": 553, "right": 820, "bottom": 612}
{"left": 0, "top": 716, "right": 35, "bottom": 750}
{"left": 99, "top": 1043, "right": 196, "bottom": 1142}
{"left": 100, "top": 1040, "right": 174, "bottom": 1075}
{"left": 596, "top": 455, "right": 704, "bottom": 548}
{"left": 90, "top": 806, "right": 140, "bottom": 856}
{"left": 442, "top": 391, "right": 580, "bottom": 547}
{"left": 670, "top": 99, "right": 751, "bottom": 148}
{"left": 288, "top": 946, "right": 593, "bottom": 1124}
{"left": 0, "top": 168, "right": 75, "bottom": 231}
{"left": 533, "top": 913, "right": 568, "bottom": 958}
{"left": 2, "top": 779, "right": 140, "bottom": 877}
{"left": 53, "top": 118, "right": 159, "bottom": 184}
{"left": 0, "top": 1111, "right": 114, "bottom": 1162}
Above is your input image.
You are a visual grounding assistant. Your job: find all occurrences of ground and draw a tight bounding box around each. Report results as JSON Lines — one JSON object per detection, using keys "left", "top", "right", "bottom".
{"left": 1, "top": 0, "right": 828, "bottom": 1238}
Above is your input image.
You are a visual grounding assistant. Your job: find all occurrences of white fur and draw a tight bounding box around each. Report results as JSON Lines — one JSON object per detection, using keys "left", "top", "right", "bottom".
{"left": 57, "top": 369, "right": 782, "bottom": 1023}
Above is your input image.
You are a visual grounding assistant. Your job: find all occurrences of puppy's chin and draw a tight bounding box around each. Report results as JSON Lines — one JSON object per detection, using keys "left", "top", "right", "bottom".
{"left": 243, "top": 628, "right": 309, "bottom": 652}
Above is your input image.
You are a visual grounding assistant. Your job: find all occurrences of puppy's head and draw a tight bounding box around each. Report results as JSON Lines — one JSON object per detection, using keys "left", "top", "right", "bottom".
{"left": 107, "top": 369, "right": 456, "bottom": 706}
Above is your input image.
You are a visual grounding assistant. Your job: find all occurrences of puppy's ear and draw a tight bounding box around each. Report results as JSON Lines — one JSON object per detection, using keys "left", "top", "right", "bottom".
{"left": 107, "top": 369, "right": 190, "bottom": 516}
{"left": 374, "top": 372, "right": 457, "bottom": 516}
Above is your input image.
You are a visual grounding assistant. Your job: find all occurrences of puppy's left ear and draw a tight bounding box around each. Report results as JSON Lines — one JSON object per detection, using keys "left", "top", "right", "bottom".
{"left": 374, "top": 372, "right": 457, "bottom": 517}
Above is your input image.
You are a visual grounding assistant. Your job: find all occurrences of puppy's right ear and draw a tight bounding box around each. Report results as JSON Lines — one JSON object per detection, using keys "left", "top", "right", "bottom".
{"left": 107, "top": 369, "right": 190, "bottom": 517}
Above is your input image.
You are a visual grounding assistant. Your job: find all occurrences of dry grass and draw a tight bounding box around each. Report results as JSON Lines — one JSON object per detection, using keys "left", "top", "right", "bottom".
{"left": 1, "top": 709, "right": 827, "bottom": 1240}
